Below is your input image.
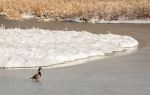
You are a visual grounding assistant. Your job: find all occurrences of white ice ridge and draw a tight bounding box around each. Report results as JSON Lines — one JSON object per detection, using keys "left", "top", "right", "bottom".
{"left": 0, "top": 28, "right": 138, "bottom": 68}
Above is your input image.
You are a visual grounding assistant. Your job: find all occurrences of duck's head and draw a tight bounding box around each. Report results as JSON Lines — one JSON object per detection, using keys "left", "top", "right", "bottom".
{"left": 38, "top": 67, "right": 42, "bottom": 72}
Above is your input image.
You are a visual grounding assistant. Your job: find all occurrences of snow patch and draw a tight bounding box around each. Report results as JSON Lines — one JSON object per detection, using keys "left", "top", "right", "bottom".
{"left": 22, "top": 12, "right": 35, "bottom": 19}
{"left": 0, "top": 28, "right": 138, "bottom": 68}
{"left": 90, "top": 19, "right": 150, "bottom": 24}
{"left": 0, "top": 12, "right": 5, "bottom": 16}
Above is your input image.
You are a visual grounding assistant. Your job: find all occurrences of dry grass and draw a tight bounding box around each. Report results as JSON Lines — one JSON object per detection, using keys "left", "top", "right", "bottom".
{"left": 0, "top": 0, "right": 150, "bottom": 20}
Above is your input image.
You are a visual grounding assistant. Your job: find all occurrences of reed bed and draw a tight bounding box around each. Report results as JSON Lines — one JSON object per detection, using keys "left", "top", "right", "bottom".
{"left": 0, "top": 0, "right": 150, "bottom": 21}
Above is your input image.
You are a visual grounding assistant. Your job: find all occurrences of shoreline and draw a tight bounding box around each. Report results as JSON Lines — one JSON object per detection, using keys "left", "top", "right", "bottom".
{"left": 2, "top": 15, "right": 150, "bottom": 24}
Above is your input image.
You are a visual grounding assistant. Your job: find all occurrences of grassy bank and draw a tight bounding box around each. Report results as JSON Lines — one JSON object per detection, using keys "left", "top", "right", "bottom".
{"left": 0, "top": 0, "right": 150, "bottom": 21}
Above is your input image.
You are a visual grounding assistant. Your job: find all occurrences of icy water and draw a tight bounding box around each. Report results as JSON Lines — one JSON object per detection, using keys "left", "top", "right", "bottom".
{"left": 0, "top": 17, "right": 150, "bottom": 95}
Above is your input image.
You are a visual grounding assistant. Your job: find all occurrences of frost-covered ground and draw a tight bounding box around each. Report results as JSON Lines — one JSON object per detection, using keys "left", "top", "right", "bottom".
{"left": 89, "top": 19, "right": 150, "bottom": 24}
{"left": 0, "top": 28, "right": 138, "bottom": 68}
{"left": 20, "top": 13, "right": 150, "bottom": 24}
{"left": 64, "top": 17, "right": 150, "bottom": 24}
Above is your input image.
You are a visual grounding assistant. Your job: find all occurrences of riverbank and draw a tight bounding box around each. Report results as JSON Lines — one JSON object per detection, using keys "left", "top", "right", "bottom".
{"left": 0, "top": 0, "right": 150, "bottom": 23}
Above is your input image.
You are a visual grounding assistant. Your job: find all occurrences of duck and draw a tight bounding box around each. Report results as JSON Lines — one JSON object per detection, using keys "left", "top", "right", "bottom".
{"left": 30, "top": 67, "right": 42, "bottom": 80}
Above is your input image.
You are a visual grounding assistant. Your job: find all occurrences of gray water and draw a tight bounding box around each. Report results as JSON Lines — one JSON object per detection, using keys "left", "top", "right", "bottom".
{"left": 0, "top": 17, "right": 150, "bottom": 95}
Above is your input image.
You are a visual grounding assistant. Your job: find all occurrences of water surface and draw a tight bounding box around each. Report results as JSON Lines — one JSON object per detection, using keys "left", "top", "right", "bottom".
{"left": 0, "top": 17, "right": 150, "bottom": 95}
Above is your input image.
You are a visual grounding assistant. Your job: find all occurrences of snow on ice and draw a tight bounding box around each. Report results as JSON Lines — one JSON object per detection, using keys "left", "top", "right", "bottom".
{"left": 0, "top": 28, "right": 138, "bottom": 68}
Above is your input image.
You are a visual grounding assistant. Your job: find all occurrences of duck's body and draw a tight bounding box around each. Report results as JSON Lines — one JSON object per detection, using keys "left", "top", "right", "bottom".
{"left": 30, "top": 67, "right": 42, "bottom": 80}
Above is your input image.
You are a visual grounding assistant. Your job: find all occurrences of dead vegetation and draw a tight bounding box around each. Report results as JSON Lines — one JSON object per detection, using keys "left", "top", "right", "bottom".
{"left": 0, "top": 0, "right": 150, "bottom": 21}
